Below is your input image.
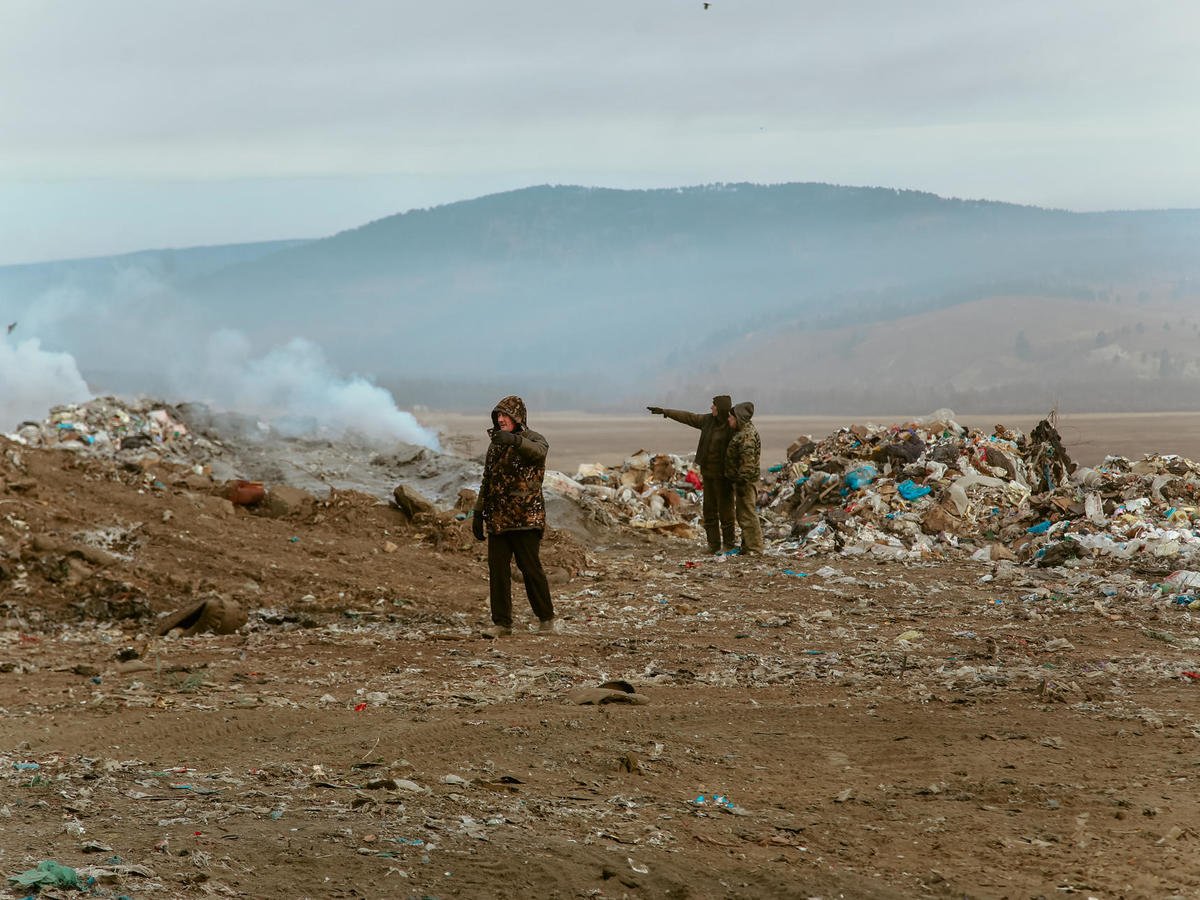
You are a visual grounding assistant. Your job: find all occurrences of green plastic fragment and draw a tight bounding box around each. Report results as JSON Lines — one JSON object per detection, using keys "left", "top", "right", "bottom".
{"left": 8, "top": 859, "right": 81, "bottom": 889}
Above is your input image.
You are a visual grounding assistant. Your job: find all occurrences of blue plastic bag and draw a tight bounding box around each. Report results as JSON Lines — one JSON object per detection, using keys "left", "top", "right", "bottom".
{"left": 896, "top": 479, "right": 932, "bottom": 501}
{"left": 844, "top": 465, "right": 877, "bottom": 490}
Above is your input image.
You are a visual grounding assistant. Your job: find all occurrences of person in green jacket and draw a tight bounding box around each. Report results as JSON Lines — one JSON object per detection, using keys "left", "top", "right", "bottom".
{"left": 725, "top": 401, "right": 764, "bottom": 555}
{"left": 647, "top": 395, "right": 735, "bottom": 553}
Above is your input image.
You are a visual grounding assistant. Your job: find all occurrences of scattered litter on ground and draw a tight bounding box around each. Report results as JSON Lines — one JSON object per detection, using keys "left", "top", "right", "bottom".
{"left": 5, "top": 402, "right": 1200, "bottom": 897}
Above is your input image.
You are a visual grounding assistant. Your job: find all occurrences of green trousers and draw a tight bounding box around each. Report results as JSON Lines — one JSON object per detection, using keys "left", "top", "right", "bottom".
{"left": 732, "top": 481, "right": 764, "bottom": 553}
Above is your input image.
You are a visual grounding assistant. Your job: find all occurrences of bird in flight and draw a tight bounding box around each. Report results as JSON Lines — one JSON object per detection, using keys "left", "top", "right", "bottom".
{"left": 5, "top": 322, "right": 14, "bottom": 334}
{"left": 703, "top": 2, "right": 711, "bottom": 7}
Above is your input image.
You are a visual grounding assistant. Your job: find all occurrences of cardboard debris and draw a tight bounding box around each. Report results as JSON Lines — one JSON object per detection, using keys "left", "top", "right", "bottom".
{"left": 156, "top": 596, "right": 248, "bottom": 636}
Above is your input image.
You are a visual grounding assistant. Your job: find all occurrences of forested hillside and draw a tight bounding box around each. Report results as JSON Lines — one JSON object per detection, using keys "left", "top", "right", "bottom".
{"left": 5, "top": 184, "right": 1200, "bottom": 411}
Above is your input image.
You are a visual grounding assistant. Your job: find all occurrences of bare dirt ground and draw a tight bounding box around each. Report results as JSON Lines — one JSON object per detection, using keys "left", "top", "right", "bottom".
{"left": 419, "top": 410, "right": 1200, "bottom": 473}
{"left": 3, "top": 423, "right": 1200, "bottom": 899}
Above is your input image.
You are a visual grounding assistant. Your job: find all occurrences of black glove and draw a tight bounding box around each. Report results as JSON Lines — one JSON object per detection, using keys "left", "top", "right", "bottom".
{"left": 471, "top": 512, "right": 485, "bottom": 541}
{"left": 647, "top": 406, "right": 664, "bottom": 415}
{"left": 492, "top": 430, "right": 520, "bottom": 447}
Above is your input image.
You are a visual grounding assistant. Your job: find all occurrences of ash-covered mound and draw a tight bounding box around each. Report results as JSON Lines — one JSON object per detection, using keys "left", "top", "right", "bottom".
{"left": 3, "top": 396, "right": 480, "bottom": 507}
{"left": 2, "top": 396, "right": 692, "bottom": 543}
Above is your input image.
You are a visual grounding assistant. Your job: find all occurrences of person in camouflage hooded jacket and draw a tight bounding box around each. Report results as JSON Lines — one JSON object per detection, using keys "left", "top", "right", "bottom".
{"left": 475, "top": 395, "right": 548, "bottom": 535}
{"left": 725, "top": 401, "right": 764, "bottom": 554}
{"left": 471, "top": 396, "right": 557, "bottom": 636}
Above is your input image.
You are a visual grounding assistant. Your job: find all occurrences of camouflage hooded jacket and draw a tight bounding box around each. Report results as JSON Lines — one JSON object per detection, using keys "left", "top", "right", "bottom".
{"left": 474, "top": 395, "right": 549, "bottom": 535}
{"left": 724, "top": 402, "right": 761, "bottom": 485}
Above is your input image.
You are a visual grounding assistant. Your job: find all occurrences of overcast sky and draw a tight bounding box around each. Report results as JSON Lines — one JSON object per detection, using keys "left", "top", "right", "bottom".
{"left": 2, "top": 0, "right": 1197, "bottom": 265}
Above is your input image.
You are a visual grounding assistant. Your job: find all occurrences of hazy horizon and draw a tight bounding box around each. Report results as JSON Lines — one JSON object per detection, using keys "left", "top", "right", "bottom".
{"left": 7, "top": 178, "right": 1200, "bottom": 270}
{"left": 5, "top": 2, "right": 1200, "bottom": 437}
{"left": 5, "top": 182, "right": 1200, "bottom": 435}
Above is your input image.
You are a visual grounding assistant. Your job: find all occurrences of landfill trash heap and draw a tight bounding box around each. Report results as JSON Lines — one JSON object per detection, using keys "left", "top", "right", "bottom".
{"left": 547, "top": 450, "right": 702, "bottom": 539}
{"left": 5, "top": 396, "right": 221, "bottom": 471}
{"left": 757, "top": 408, "right": 1200, "bottom": 566}
{"left": 20, "top": 398, "right": 1200, "bottom": 571}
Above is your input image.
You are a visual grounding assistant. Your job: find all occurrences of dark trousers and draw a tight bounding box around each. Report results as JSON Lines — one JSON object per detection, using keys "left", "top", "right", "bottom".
{"left": 701, "top": 471, "right": 736, "bottom": 551}
{"left": 487, "top": 529, "right": 554, "bottom": 627}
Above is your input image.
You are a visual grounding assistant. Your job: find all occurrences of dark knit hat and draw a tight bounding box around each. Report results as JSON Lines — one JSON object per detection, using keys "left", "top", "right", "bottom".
{"left": 712, "top": 395, "right": 733, "bottom": 416}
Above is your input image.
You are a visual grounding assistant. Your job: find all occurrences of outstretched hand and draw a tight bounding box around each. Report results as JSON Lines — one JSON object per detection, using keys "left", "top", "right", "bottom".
{"left": 646, "top": 406, "right": 664, "bottom": 415}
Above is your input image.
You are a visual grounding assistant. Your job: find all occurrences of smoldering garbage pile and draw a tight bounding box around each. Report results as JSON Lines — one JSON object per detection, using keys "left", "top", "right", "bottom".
{"left": 5, "top": 397, "right": 224, "bottom": 472}
{"left": 17, "top": 397, "right": 1200, "bottom": 577}
{"left": 3, "top": 396, "right": 475, "bottom": 510}
{"left": 761, "top": 409, "right": 1200, "bottom": 569}
{"left": 1, "top": 399, "right": 436, "bottom": 625}
{"left": 3, "top": 397, "right": 685, "bottom": 546}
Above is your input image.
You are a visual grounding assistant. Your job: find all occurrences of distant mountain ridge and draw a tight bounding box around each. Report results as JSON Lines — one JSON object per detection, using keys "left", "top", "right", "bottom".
{"left": 5, "top": 183, "right": 1200, "bottom": 411}
{"left": 0, "top": 239, "right": 311, "bottom": 301}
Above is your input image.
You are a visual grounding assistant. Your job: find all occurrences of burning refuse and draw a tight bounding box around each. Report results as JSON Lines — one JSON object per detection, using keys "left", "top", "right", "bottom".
{"left": 11, "top": 395, "right": 1200, "bottom": 572}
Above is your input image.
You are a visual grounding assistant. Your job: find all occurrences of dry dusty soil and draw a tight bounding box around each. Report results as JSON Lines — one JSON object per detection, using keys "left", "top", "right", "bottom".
{"left": 2, "top": 429, "right": 1200, "bottom": 899}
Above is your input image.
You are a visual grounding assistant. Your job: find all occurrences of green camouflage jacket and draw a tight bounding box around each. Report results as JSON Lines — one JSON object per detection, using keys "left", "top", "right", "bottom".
{"left": 474, "top": 395, "right": 549, "bottom": 535}
{"left": 724, "top": 402, "right": 761, "bottom": 485}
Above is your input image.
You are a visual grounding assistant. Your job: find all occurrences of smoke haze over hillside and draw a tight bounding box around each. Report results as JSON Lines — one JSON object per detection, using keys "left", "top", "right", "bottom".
{"left": 3, "top": 183, "right": 1200, "bottom": 422}
{"left": 5, "top": 4, "right": 1200, "bottom": 423}
{"left": 0, "top": 255, "right": 438, "bottom": 446}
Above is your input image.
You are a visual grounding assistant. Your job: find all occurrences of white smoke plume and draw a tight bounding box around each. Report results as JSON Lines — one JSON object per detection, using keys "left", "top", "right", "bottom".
{"left": 0, "top": 336, "right": 92, "bottom": 430}
{"left": 192, "top": 331, "right": 440, "bottom": 450}
{"left": 8, "top": 268, "right": 439, "bottom": 451}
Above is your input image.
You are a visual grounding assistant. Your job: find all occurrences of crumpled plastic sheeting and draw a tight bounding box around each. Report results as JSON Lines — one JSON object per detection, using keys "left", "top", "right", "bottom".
{"left": 7, "top": 859, "right": 81, "bottom": 889}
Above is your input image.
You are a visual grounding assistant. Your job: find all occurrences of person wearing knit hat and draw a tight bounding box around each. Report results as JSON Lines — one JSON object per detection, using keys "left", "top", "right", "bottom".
{"left": 725, "top": 401, "right": 764, "bottom": 555}
{"left": 646, "top": 395, "right": 736, "bottom": 553}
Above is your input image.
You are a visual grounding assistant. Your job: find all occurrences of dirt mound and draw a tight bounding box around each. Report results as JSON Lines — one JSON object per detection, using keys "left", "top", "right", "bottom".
{"left": 0, "top": 425, "right": 594, "bottom": 632}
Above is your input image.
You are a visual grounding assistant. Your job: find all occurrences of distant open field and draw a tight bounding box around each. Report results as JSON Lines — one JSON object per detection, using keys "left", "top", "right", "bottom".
{"left": 419, "top": 410, "right": 1200, "bottom": 472}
